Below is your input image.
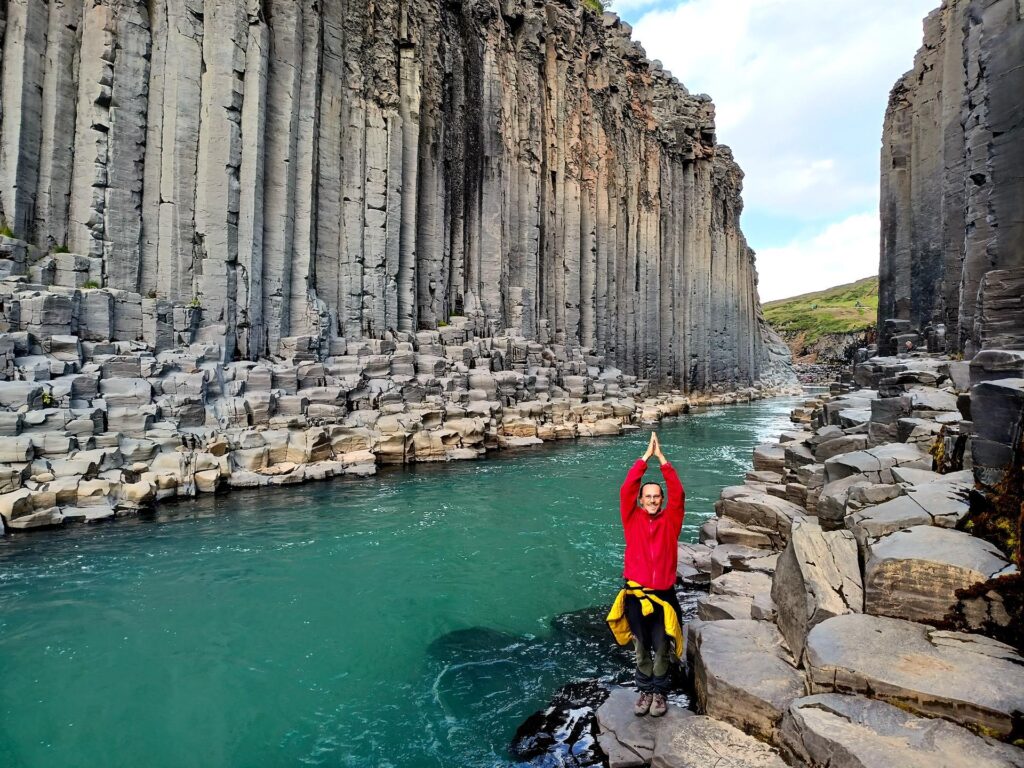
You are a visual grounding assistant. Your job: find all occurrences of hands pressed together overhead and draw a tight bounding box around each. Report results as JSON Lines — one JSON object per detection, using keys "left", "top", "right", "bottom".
{"left": 641, "top": 432, "right": 668, "bottom": 466}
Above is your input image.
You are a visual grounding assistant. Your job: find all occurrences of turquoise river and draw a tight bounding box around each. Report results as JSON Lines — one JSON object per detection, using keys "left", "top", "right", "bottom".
{"left": 0, "top": 397, "right": 798, "bottom": 767}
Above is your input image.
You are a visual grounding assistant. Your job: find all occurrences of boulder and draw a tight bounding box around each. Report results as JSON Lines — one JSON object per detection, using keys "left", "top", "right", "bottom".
{"left": 845, "top": 475, "right": 972, "bottom": 543}
{"left": 100, "top": 377, "right": 153, "bottom": 408}
{"left": 969, "top": 351, "right": 1024, "bottom": 386}
{"left": 0, "top": 381, "right": 43, "bottom": 409}
{"left": 712, "top": 571, "right": 773, "bottom": 601}
{"left": 971, "top": 378, "right": 1024, "bottom": 490}
{"left": 0, "top": 488, "right": 34, "bottom": 525}
{"left": 814, "top": 434, "right": 868, "bottom": 463}
{"left": 772, "top": 521, "right": 862, "bottom": 663}
{"left": 677, "top": 542, "right": 713, "bottom": 586}
{"left": 716, "top": 517, "right": 774, "bottom": 549}
{"left": 824, "top": 443, "right": 931, "bottom": 485}
{"left": 698, "top": 595, "right": 757, "bottom": 621}
{"left": 710, "top": 544, "right": 777, "bottom": 579}
{"left": 863, "top": 526, "right": 1014, "bottom": 624}
{"left": 6, "top": 506, "right": 64, "bottom": 529}
{"left": 692, "top": 619, "right": 806, "bottom": 740}
{"left": 804, "top": 613, "right": 1024, "bottom": 738}
{"left": 651, "top": 713, "right": 788, "bottom": 768}
{"left": 781, "top": 693, "right": 1024, "bottom": 768}
{"left": 595, "top": 686, "right": 689, "bottom": 768}
{"left": 717, "top": 491, "right": 806, "bottom": 548}
{"left": 815, "top": 474, "right": 880, "bottom": 529}
{"left": 752, "top": 443, "right": 785, "bottom": 473}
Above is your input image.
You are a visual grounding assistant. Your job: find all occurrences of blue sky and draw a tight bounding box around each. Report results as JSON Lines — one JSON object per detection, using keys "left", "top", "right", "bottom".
{"left": 609, "top": 0, "right": 938, "bottom": 300}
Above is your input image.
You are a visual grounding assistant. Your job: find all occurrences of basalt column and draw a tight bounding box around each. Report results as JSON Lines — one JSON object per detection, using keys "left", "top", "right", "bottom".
{"left": 879, "top": 0, "right": 1024, "bottom": 354}
{"left": 0, "top": 0, "right": 788, "bottom": 391}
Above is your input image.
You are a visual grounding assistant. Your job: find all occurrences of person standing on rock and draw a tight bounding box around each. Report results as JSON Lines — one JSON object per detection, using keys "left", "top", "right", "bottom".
{"left": 606, "top": 432, "right": 685, "bottom": 717}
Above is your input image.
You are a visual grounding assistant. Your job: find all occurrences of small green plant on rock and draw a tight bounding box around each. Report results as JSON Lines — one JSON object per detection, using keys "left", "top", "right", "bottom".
{"left": 41, "top": 391, "right": 56, "bottom": 407}
{"left": 53, "top": 244, "right": 70, "bottom": 254}
{"left": 82, "top": 279, "right": 100, "bottom": 289}
{"left": 188, "top": 295, "right": 202, "bottom": 309}
{"left": 582, "top": 0, "right": 604, "bottom": 12}
{"left": 0, "top": 224, "right": 14, "bottom": 238}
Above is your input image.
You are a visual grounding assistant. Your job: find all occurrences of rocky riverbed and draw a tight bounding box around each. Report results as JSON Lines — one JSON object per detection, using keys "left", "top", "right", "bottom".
{"left": 592, "top": 349, "right": 1024, "bottom": 767}
{"left": 0, "top": 317, "right": 798, "bottom": 535}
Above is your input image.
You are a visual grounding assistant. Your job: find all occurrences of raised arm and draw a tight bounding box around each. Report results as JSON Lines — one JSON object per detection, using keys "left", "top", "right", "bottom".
{"left": 653, "top": 435, "right": 685, "bottom": 524}
{"left": 619, "top": 433, "right": 656, "bottom": 523}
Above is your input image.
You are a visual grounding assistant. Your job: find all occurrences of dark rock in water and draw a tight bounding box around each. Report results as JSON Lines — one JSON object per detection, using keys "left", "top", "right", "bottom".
{"left": 507, "top": 590, "right": 701, "bottom": 766}
{"left": 509, "top": 679, "right": 610, "bottom": 767}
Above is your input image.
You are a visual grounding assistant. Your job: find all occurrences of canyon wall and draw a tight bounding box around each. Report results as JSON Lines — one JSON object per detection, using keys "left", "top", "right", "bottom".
{"left": 0, "top": 0, "right": 786, "bottom": 391}
{"left": 879, "top": 0, "right": 1024, "bottom": 355}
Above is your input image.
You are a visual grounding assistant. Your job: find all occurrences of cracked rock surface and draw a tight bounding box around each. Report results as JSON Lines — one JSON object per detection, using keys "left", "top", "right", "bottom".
{"left": 804, "top": 613, "right": 1024, "bottom": 738}
{"left": 0, "top": 0, "right": 793, "bottom": 390}
{"left": 781, "top": 693, "right": 1024, "bottom": 768}
{"left": 863, "top": 525, "right": 1015, "bottom": 624}
{"left": 771, "top": 520, "right": 862, "bottom": 663}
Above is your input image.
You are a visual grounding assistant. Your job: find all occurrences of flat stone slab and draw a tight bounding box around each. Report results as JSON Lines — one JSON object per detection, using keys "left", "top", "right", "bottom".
{"left": 712, "top": 570, "right": 774, "bottom": 600}
{"left": 772, "top": 521, "right": 862, "bottom": 663}
{"left": 699, "top": 571, "right": 776, "bottom": 621}
{"left": 781, "top": 694, "right": 1024, "bottom": 768}
{"left": 677, "top": 542, "right": 713, "bottom": 586}
{"left": 752, "top": 442, "right": 785, "bottom": 473}
{"left": 717, "top": 491, "right": 807, "bottom": 547}
{"left": 805, "top": 613, "right": 1024, "bottom": 738}
{"left": 596, "top": 686, "right": 690, "bottom": 767}
{"left": 909, "top": 386, "right": 960, "bottom": 413}
{"left": 864, "top": 525, "right": 1014, "bottom": 623}
{"left": 698, "top": 594, "right": 754, "bottom": 621}
{"left": 846, "top": 477, "right": 971, "bottom": 543}
{"left": 716, "top": 517, "right": 774, "bottom": 548}
{"left": 710, "top": 543, "right": 777, "bottom": 579}
{"left": 693, "top": 619, "right": 806, "bottom": 740}
{"left": 814, "top": 433, "right": 868, "bottom": 463}
{"left": 652, "top": 713, "right": 788, "bottom": 768}
{"left": 824, "top": 443, "right": 932, "bottom": 485}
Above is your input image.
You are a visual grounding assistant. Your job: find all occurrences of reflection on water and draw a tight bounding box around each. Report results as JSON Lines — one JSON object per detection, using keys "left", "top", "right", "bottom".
{"left": 0, "top": 398, "right": 798, "bottom": 767}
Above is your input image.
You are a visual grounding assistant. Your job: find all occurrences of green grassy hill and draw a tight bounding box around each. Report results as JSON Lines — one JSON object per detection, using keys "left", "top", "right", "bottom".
{"left": 763, "top": 276, "right": 878, "bottom": 345}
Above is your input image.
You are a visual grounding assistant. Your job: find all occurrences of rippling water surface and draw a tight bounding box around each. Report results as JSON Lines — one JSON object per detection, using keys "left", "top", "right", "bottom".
{"left": 0, "top": 397, "right": 798, "bottom": 767}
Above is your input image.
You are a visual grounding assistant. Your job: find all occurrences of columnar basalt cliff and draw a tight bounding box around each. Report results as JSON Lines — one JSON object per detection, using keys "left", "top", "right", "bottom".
{"left": 879, "top": 0, "right": 1024, "bottom": 355}
{"left": 0, "top": 0, "right": 786, "bottom": 391}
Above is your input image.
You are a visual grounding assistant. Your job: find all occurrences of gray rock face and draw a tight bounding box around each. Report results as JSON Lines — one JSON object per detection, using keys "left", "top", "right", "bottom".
{"left": 771, "top": 521, "right": 862, "bottom": 664}
{"left": 781, "top": 694, "right": 1024, "bottom": 768}
{"left": 805, "top": 613, "right": 1024, "bottom": 738}
{"left": 692, "top": 619, "right": 806, "bottom": 740}
{"left": 717, "top": 490, "right": 807, "bottom": 547}
{"left": 879, "top": 1, "right": 1024, "bottom": 354}
{"left": 595, "top": 686, "right": 690, "bottom": 768}
{"left": 971, "top": 378, "right": 1024, "bottom": 490}
{"left": 0, "top": 0, "right": 791, "bottom": 389}
{"left": 863, "top": 525, "right": 1014, "bottom": 624}
{"left": 651, "top": 713, "right": 788, "bottom": 768}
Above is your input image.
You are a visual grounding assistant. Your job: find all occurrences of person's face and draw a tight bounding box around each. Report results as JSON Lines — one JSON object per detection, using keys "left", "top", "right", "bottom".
{"left": 640, "top": 484, "right": 663, "bottom": 516}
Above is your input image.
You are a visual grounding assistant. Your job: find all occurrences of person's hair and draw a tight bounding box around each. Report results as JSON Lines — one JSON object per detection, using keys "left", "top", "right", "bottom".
{"left": 639, "top": 482, "right": 664, "bottom": 507}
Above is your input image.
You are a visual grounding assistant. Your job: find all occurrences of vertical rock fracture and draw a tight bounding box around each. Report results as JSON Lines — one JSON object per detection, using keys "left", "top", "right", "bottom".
{"left": 0, "top": 0, "right": 786, "bottom": 390}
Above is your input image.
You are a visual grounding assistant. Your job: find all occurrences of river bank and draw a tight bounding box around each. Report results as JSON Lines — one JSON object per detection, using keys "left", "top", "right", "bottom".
{"left": 593, "top": 349, "right": 1024, "bottom": 766}
{"left": 0, "top": 397, "right": 800, "bottom": 767}
{"left": 0, "top": 323, "right": 798, "bottom": 535}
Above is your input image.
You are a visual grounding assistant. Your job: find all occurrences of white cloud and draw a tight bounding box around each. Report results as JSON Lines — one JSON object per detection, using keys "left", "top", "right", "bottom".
{"left": 624, "top": 0, "right": 936, "bottom": 226}
{"left": 755, "top": 212, "right": 879, "bottom": 302}
{"left": 610, "top": 0, "right": 667, "bottom": 14}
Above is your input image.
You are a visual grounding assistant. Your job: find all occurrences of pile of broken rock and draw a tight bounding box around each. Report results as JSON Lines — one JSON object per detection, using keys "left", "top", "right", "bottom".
{"left": 0, "top": 319, "right": 797, "bottom": 534}
{"left": 597, "top": 350, "right": 1024, "bottom": 767}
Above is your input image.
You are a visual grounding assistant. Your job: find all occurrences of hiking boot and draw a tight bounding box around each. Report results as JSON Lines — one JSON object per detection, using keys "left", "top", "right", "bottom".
{"left": 649, "top": 693, "right": 667, "bottom": 717}
{"left": 633, "top": 691, "right": 653, "bottom": 716}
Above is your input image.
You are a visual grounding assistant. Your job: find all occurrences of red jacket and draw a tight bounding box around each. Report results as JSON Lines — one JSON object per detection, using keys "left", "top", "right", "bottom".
{"left": 619, "top": 459, "right": 685, "bottom": 590}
